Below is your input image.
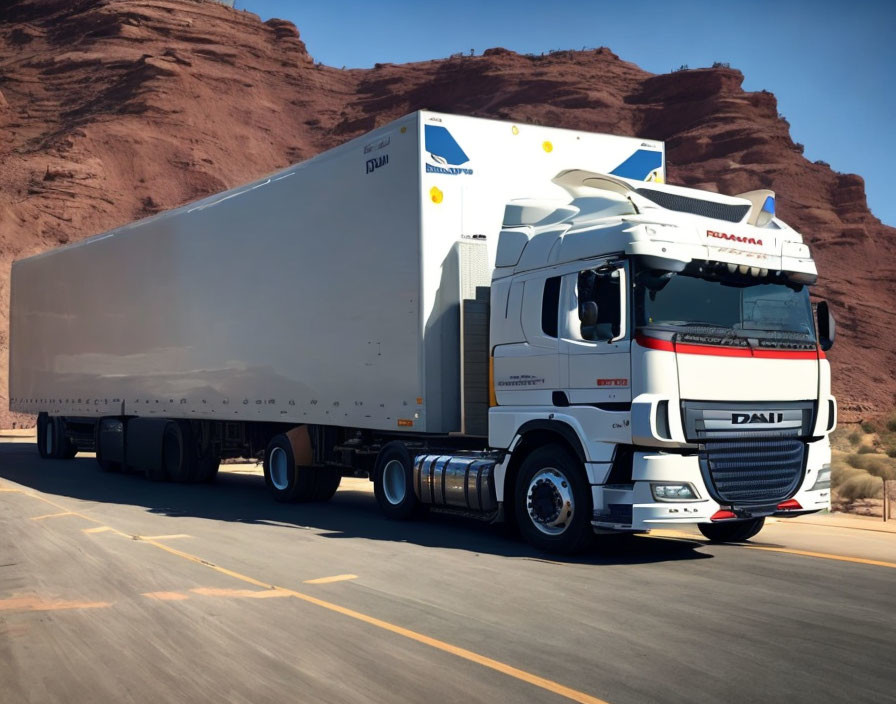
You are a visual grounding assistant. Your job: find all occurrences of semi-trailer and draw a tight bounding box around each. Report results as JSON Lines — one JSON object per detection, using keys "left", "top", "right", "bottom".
{"left": 9, "top": 111, "right": 836, "bottom": 553}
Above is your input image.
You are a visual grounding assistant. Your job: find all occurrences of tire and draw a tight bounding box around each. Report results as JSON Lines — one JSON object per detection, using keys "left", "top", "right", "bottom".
{"left": 37, "top": 412, "right": 50, "bottom": 459}
{"left": 42, "top": 416, "right": 76, "bottom": 460}
{"left": 515, "top": 444, "right": 594, "bottom": 554}
{"left": 95, "top": 418, "right": 124, "bottom": 473}
{"left": 263, "top": 434, "right": 314, "bottom": 502}
{"left": 197, "top": 457, "right": 221, "bottom": 483}
{"left": 698, "top": 517, "right": 765, "bottom": 543}
{"left": 160, "top": 421, "right": 194, "bottom": 482}
{"left": 191, "top": 422, "right": 220, "bottom": 483}
{"left": 373, "top": 442, "right": 421, "bottom": 520}
{"left": 310, "top": 468, "right": 342, "bottom": 502}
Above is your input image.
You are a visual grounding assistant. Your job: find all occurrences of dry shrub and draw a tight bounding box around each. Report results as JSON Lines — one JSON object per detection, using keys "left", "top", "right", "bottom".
{"left": 844, "top": 453, "right": 896, "bottom": 479}
{"left": 857, "top": 444, "right": 876, "bottom": 454}
{"left": 831, "top": 465, "right": 865, "bottom": 488}
{"left": 836, "top": 474, "right": 884, "bottom": 501}
{"left": 886, "top": 414, "right": 896, "bottom": 433}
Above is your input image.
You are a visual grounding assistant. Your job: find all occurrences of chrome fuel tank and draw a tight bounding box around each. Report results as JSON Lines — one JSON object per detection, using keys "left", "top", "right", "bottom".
{"left": 413, "top": 455, "right": 497, "bottom": 513}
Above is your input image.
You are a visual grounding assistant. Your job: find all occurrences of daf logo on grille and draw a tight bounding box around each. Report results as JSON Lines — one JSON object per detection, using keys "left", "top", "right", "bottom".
{"left": 731, "top": 412, "right": 784, "bottom": 424}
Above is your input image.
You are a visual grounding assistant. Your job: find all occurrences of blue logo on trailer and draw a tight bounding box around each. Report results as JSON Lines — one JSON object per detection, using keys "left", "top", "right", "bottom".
{"left": 610, "top": 149, "right": 663, "bottom": 180}
{"left": 425, "top": 125, "right": 473, "bottom": 175}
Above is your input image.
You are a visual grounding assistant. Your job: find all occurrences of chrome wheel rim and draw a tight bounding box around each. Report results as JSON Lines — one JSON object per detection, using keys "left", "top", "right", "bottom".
{"left": 383, "top": 459, "right": 407, "bottom": 505}
{"left": 526, "top": 468, "right": 574, "bottom": 535}
{"left": 269, "top": 446, "right": 289, "bottom": 491}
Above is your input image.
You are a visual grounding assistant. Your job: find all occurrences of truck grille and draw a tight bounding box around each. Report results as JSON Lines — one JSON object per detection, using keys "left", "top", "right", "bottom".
{"left": 701, "top": 437, "right": 805, "bottom": 505}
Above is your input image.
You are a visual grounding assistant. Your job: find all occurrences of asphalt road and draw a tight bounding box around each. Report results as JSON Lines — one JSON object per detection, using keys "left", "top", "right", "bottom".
{"left": 1, "top": 437, "right": 895, "bottom": 704}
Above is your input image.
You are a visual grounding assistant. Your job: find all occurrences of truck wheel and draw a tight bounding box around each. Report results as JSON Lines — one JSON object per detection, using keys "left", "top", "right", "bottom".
{"left": 41, "top": 416, "right": 76, "bottom": 460}
{"left": 264, "top": 434, "right": 314, "bottom": 502}
{"left": 190, "top": 422, "right": 220, "bottom": 482}
{"left": 160, "top": 421, "right": 194, "bottom": 482}
{"left": 37, "top": 412, "right": 50, "bottom": 459}
{"left": 515, "top": 445, "right": 593, "bottom": 554}
{"left": 311, "top": 468, "right": 341, "bottom": 502}
{"left": 698, "top": 517, "right": 765, "bottom": 543}
{"left": 373, "top": 442, "right": 421, "bottom": 520}
{"left": 197, "top": 456, "right": 221, "bottom": 483}
{"left": 95, "top": 418, "right": 124, "bottom": 472}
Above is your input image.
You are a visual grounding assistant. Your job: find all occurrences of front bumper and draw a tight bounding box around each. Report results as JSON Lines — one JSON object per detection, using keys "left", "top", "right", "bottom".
{"left": 591, "top": 441, "right": 831, "bottom": 531}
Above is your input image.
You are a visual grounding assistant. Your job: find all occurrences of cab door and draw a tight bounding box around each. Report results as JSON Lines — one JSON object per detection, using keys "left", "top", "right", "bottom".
{"left": 559, "top": 260, "right": 632, "bottom": 405}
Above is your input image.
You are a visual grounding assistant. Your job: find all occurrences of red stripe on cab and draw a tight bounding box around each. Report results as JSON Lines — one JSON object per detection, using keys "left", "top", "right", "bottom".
{"left": 635, "top": 334, "right": 823, "bottom": 360}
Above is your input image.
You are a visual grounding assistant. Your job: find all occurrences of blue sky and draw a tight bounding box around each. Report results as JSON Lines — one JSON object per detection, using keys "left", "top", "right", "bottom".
{"left": 240, "top": 0, "right": 895, "bottom": 227}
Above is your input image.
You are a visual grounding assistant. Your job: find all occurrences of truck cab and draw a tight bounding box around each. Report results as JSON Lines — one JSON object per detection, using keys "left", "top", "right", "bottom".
{"left": 489, "top": 170, "right": 835, "bottom": 549}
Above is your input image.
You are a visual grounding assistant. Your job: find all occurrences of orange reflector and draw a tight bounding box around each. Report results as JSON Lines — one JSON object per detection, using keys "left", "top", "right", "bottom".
{"left": 777, "top": 499, "right": 802, "bottom": 511}
{"left": 710, "top": 510, "right": 737, "bottom": 521}
{"left": 397, "top": 419, "right": 413, "bottom": 427}
{"left": 415, "top": 397, "right": 423, "bottom": 405}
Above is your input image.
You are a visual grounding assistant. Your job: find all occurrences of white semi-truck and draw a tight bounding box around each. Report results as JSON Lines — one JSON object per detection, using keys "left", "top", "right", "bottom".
{"left": 9, "top": 111, "right": 836, "bottom": 553}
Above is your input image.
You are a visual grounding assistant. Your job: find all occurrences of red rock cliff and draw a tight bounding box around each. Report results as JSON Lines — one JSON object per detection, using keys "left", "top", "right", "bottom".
{"left": 1, "top": 0, "right": 893, "bottom": 426}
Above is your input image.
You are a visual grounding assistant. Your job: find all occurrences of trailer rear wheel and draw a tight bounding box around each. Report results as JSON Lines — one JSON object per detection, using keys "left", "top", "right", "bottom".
{"left": 160, "top": 421, "right": 195, "bottom": 482}
{"left": 698, "top": 517, "right": 765, "bottom": 543}
{"left": 515, "top": 444, "right": 593, "bottom": 554}
{"left": 95, "top": 418, "right": 124, "bottom": 472}
{"left": 264, "top": 434, "right": 314, "bottom": 502}
{"left": 37, "top": 413, "right": 50, "bottom": 459}
{"left": 311, "top": 468, "right": 342, "bottom": 502}
{"left": 373, "top": 442, "right": 421, "bottom": 520}
{"left": 39, "top": 415, "right": 77, "bottom": 460}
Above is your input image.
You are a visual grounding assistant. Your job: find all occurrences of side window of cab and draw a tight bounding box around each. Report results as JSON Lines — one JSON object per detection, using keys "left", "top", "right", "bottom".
{"left": 571, "top": 265, "right": 624, "bottom": 342}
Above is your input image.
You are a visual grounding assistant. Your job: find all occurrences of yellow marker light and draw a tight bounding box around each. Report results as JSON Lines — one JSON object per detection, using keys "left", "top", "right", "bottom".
{"left": 542, "top": 141, "right": 553, "bottom": 153}
{"left": 400, "top": 126, "right": 407, "bottom": 133}
{"left": 511, "top": 125, "right": 519, "bottom": 135}
{"left": 430, "top": 186, "right": 443, "bottom": 203}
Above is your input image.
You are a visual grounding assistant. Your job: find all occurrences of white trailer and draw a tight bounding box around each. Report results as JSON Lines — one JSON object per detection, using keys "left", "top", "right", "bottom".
{"left": 9, "top": 111, "right": 836, "bottom": 553}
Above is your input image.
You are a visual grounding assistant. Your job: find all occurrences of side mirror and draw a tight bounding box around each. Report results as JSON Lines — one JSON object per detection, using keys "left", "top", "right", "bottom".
{"left": 817, "top": 301, "right": 835, "bottom": 351}
{"left": 579, "top": 301, "right": 598, "bottom": 326}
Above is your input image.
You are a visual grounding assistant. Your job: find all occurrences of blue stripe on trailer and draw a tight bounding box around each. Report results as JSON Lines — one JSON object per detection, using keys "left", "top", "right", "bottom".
{"left": 424, "top": 125, "right": 470, "bottom": 166}
{"left": 609, "top": 149, "right": 663, "bottom": 180}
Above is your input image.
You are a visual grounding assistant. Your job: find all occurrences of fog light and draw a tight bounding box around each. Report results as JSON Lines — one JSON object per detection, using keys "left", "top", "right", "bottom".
{"left": 651, "top": 483, "right": 700, "bottom": 501}
{"left": 777, "top": 499, "right": 802, "bottom": 511}
{"left": 810, "top": 465, "right": 831, "bottom": 491}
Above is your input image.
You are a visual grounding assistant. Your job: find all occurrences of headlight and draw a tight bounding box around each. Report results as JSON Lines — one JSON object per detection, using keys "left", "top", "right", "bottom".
{"left": 651, "top": 482, "right": 700, "bottom": 501}
{"left": 810, "top": 465, "right": 831, "bottom": 491}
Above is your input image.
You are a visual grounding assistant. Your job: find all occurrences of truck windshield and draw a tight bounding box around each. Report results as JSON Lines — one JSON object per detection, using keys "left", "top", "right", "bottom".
{"left": 634, "top": 262, "right": 816, "bottom": 343}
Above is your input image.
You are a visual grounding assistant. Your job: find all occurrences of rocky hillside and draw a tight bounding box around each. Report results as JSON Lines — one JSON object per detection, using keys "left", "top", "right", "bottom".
{"left": 1, "top": 0, "right": 893, "bottom": 427}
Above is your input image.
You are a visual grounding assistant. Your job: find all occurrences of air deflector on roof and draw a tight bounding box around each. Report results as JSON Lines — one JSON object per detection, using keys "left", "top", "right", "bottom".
{"left": 634, "top": 188, "right": 750, "bottom": 223}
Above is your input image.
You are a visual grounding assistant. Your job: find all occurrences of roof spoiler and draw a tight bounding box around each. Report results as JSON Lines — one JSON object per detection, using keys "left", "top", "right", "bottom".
{"left": 552, "top": 169, "right": 635, "bottom": 198}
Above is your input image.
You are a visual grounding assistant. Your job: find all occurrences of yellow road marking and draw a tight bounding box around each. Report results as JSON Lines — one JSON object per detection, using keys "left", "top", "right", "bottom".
{"left": 139, "top": 534, "right": 191, "bottom": 541}
{"left": 0, "top": 596, "right": 111, "bottom": 613}
{"left": 139, "top": 536, "right": 610, "bottom": 704}
{"left": 191, "top": 587, "right": 292, "bottom": 599}
{"left": 83, "top": 526, "right": 115, "bottom": 534}
{"left": 742, "top": 546, "right": 896, "bottom": 569}
{"left": 11, "top": 476, "right": 894, "bottom": 703}
{"left": 30, "top": 511, "right": 75, "bottom": 521}
{"left": 303, "top": 574, "right": 358, "bottom": 584}
{"left": 142, "top": 591, "right": 190, "bottom": 601}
